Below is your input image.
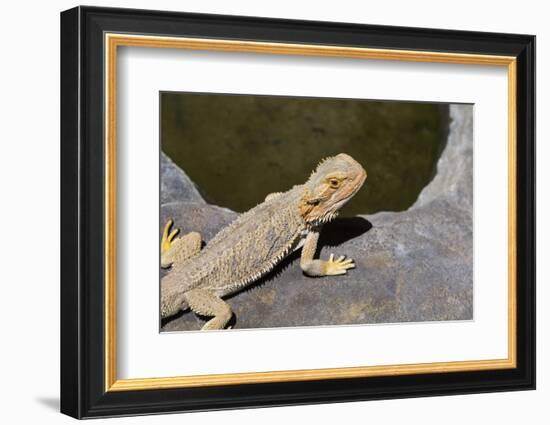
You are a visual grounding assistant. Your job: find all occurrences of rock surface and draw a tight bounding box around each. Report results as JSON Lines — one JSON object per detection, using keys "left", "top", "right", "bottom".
{"left": 160, "top": 152, "right": 205, "bottom": 205}
{"left": 160, "top": 105, "right": 473, "bottom": 331}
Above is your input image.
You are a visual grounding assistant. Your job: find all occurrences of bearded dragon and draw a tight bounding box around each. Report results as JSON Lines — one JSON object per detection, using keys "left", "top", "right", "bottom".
{"left": 160, "top": 153, "right": 367, "bottom": 330}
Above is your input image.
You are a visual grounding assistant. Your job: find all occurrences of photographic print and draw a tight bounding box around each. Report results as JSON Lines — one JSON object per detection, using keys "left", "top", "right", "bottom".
{"left": 159, "top": 93, "right": 473, "bottom": 332}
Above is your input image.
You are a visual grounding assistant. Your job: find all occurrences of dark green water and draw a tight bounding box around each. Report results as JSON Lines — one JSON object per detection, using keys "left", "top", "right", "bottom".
{"left": 161, "top": 93, "right": 448, "bottom": 216}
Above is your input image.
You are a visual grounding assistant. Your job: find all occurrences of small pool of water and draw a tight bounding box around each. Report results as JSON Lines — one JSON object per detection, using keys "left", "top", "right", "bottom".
{"left": 161, "top": 93, "right": 448, "bottom": 216}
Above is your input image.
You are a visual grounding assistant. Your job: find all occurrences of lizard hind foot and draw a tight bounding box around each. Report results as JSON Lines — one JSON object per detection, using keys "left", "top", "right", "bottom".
{"left": 183, "top": 289, "right": 234, "bottom": 331}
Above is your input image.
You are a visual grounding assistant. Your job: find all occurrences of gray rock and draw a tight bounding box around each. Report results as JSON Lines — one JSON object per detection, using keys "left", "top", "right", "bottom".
{"left": 160, "top": 105, "right": 473, "bottom": 331}
{"left": 160, "top": 152, "right": 205, "bottom": 205}
{"left": 414, "top": 104, "right": 473, "bottom": 211}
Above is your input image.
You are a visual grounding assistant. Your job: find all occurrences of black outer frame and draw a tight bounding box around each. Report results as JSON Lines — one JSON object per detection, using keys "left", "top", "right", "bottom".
{"left": 60, "top": 5, "right": 535, "bottom": 419}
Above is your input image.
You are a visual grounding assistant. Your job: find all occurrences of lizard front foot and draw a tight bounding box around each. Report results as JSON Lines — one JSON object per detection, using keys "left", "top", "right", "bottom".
{"left": 161, "top": 218, "right": 179, "bottom": 255}
{"left": 324, "top": 254, "right": 355, "bottom": 275}
{"left": 160, "top": 219, "right": 202, "bottom": 268}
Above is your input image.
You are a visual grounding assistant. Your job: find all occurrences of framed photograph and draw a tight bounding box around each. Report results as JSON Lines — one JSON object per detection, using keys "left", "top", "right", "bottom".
{"left": 60, "top": 6, "right": 535, "bottom": 419}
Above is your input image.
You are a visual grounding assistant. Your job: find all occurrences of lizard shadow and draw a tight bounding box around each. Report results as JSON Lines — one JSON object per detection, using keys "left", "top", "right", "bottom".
{"left": 161, "top": 216, "right": 372, "bottom": 329}
{"left": 318, "top": 216, "right": 372, "bottom": 248}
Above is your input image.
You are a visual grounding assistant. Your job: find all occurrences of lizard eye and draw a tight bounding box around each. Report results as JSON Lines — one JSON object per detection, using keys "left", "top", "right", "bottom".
{"left": 329, "top": 178, "right": 340, "bottom": 188}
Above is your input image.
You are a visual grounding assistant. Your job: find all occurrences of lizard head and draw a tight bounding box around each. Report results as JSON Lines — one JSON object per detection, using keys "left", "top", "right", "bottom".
{"left": 300, "top": 153, "right": 367, "bottom": 224}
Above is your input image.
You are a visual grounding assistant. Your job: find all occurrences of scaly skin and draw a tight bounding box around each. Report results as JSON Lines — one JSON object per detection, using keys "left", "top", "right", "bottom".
{"left": 160, "top": 153, "right": 367, "bottom": 330}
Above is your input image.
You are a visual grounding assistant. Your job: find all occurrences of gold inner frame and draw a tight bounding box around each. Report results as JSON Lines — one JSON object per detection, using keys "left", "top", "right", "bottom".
{"left": 104, "top": 33, "right": 518, "bottom": 392}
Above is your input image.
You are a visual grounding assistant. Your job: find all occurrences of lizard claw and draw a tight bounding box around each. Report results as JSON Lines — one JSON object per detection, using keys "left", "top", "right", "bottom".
{"left": 325, "top": 253, "right": 355, "bottom": 276}
{"left": 161, "top": 218, "right": 180, "bottom": 254}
